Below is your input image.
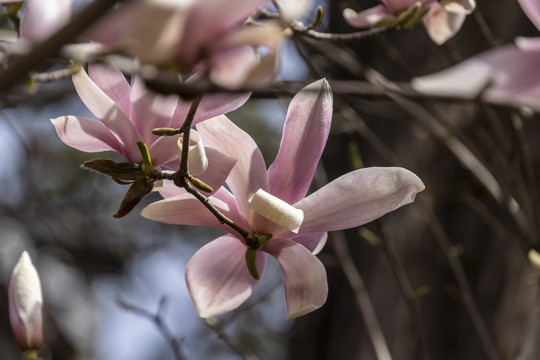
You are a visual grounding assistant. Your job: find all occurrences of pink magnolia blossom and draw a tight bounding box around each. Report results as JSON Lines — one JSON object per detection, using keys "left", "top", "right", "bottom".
{"left": 141, "top": 79, "right": 425, "bottom": 319}
{"left": 343, "top": 0, "right": 475, "bottom": 44}
{"left": 51, "top": 64, "right": 249, "bottom": 171}
{"left": 1, "top": 0, "right": 71, "bottom": 42}
{"left": 85, "top": 0, "right": 283, "bottom": 88}
{"left": 9, "top": 251, "right": 43, "bottom": 351}
{"left": 412, "top": 0, "right": 540, "bottom": 112}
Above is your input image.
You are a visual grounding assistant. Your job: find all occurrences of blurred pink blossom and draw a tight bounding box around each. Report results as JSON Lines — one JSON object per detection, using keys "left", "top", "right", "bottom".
{"left": 141, "top": 79, "right": 425, "bottom": 319}
{"left": 343, "top": 0, "right": 475, "bottom": 44}
{"left": 85, "top": 0, "right": 284, "bottom": 88}
{"left": 1, "top": 0, "right": 71, "bottom": 42}
{"left": 412, "top": 0, "right": 540, "bottom": 112}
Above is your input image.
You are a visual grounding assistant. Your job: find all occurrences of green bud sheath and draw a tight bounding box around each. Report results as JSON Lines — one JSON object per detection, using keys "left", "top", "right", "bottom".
{"left": 136, "top": 140, "right": 153, "bottom": 176}
{"left": 313, "top": 6, "right": 324, "bottom": 28}
{"left": 190, "top": 177, "right": 213, "bottom": 193}
{"left": 245, "top": 248, "right": 260, "bottom": 280}
{"left": 152, "top": 127, "right": 179, "bottom": 136}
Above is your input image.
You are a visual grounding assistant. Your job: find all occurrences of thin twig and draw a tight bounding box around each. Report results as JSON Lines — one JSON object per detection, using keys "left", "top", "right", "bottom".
{"left": 205, "top": 318, "right": 260, "bottom": 360}
{"left": 416, "top": 201, "right": 503, "bottom": 360}
{"left": 330, "top": 231, "right": 393, "bottom": 360}
{"left": 157, "top": 95, "right": 251, "bottom": 241}
{"left": 117, "top": 297, "right": 185, "bottom": 360}
{"left": 376, "top": 222, "right": 430, "bottom": 360}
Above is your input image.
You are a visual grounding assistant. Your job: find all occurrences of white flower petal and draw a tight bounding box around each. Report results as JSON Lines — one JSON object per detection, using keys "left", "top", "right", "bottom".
{"left": 248, "top": 189, "right": 304, "bottom": 233}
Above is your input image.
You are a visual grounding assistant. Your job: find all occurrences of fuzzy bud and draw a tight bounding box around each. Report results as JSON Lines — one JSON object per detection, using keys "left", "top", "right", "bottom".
{"left": 8, "top": 251, "right": 43, "bottom": 352}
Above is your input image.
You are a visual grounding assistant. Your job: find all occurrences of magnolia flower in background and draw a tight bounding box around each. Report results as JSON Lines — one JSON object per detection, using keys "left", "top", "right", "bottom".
{"left": 85, "top": 0, "right": 285, "bottom": 88}
{"left": 343, "top": 0, "right": 475, "bottom": 44}
{"left": 142, "top": 79, "right": 425, "bottom": 319}
{"left": 0, "top": 0, "right": 71, "bottom": 42}
{"left": 51, "top": 64, "right": 249, "bottom": 170}
{"left": 412, "top": 0, "right": 540, "bottom": 112}
{"left": 9, "top": 251, "right": 43, "bottom": 352}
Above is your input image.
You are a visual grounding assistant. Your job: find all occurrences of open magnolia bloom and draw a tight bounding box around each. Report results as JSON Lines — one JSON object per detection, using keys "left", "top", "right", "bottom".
{"left": 141, "top": 79, "right": 425, "bottom": 319}
{"left": 343, "top": 0, "right": 475, "bottom": 44}
{"left": 0, "top": 0, "right": 71, "bottom": 42}
{"left": 85, "top": 0, "right": 285, "bottom": 88}
{"left": 412, "top": 0, "right": 540, "bottom": 112}
{"left": 51, "top": 64, "right": 250, "bottom": 170}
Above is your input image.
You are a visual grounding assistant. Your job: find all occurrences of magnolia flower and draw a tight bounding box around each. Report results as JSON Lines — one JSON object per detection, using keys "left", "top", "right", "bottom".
{"left": 0, "top": 0, "right": 71, "bottom": 42}
{"left": 51, "top": 64, "right": 249, "bottom": 170}
{"left": 141, "top": 79, "right": 425, "bottom": 319}
{"left": 343, "top": 0, "right": 475, "bottom": 44}
{"left": 9, "top": 251, "right": 43, "bottom": 352}
{"left": 85, "top": 0, "right": 283, "bottom": 88}
{"left": 412, "top": 0, "right": 540, "bottom": 112}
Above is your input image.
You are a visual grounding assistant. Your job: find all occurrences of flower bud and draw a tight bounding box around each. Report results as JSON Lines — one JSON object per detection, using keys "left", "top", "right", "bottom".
{"left": 8, "top": 251, "right": 43, "bottom": 352}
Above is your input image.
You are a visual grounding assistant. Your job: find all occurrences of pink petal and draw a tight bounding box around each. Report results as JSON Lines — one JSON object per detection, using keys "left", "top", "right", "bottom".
{"left": 140, "top": 192, "right": 250, "bottom": 232}
{"left": 171, "top": 75, "right": 251, "bottom": 127}
{"left": 343, "top": 5, "right": 393, "bottom": 28}
{"left": 178, "top": 0, "right": 268, "bottom": 65}
{"left": 130, "top": 77, "right": 178, "bottom": 144}
{"left": 73, "top": 68, "right": 142, "bottom": 162}
{"left": 296, "top": 167, "right": 425, "bottom": 233}
{"left": 193, "top": 147, "right": 237, "bottom": 194}
{"left": 148, "top": 134, "right": 182, "bottom": 169}
{"left": 20, "top": 0, "right": 71, "bottom": 41}
{"left": 293, "top": 232, "right": 328, "bottom": 255}
{"left": 263, "top": 238, "right": 327, "bottom": 319}
{"left": 412, "top": 44, "right": 540, "bottom": 111}
{"left": 423, "top": 2, "right": 466, "bottom": 45}
{"left": 196, "top": 115, "right": 269, "bottom": 218}
{"left": 186, "top": 235, "right": 266, "bottom": 318}
{"left": 88, "top": 64, "right": 131, "bottom": 117}
{"left": 51, "top": 116, "right": 122, "bottom": 154}
{"left": 519, "top": 0, "right": 540, "bottom": 31}
{"left": 268, "top": 79, "right": 333, "bottom": 204}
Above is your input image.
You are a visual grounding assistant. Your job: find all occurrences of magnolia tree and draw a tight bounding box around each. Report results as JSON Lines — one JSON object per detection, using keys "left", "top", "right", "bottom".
{"left": 1, "top": 0, "right": 540, "bottom": 359}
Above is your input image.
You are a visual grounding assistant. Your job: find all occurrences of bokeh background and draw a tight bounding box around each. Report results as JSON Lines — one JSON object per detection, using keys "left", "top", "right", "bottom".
{"left": 1, "top": 0, "right": 540, "bottom": 359}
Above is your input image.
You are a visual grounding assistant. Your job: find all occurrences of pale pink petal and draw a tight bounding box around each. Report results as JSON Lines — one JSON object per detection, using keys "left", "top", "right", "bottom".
{"left": 442, "top": 0, "right": 475, "bottom": 14}
{"left": 130, "top": 76, "right": 177, "bottom": 144}
{"left": 268, "top": 79, "right": 332, "bottom": 204}
{"left": 412, "top": 44, "right": 540, "bottom": 111}
{"left": 140, "top": 192, "right": 250, "bottom": 232}
{"left": 178, "top": 0, "right": 268, "bottom": 65}
{"left": 278, "top": 0, "right": 312, "bottom": 21}
{"left": 209, "top": 46, "right": 265, "bottom": 89}
{"left": 171, "top": 75, "right": 251, "bottom": 127}
{"left": 293, "top": 232, "right": 328, "bottom": 255}
{"left": 88, "top": 64, "right": 131, "bottom": 117}
{"left": 20, "top": 0, "right": 71, "bottom": 41}
{"left": 73, "top": 68, "right": 142, "bottom": 162}
{"left": 196, "top": 115, "right": 269, "bottom": 217}
{"left": 51, "top": 116, "right": 122, "bottom": 154}
{"left": 423, "top": 2, "right": 466, "bottom": 45}
{"left": 343, "top": 5, "right": 393, "bottom": 28}
{"left": 193, "top": 147, "right": 237, "bottom": 193}
{"left": 296, "top": 167, "right": 425, "bottom": 233}
{"left": 519, "top": 0, "right": 540, "bottom": 31}
{"left": 516, "top": 37, "right": 540, "bottom": 51}
{"left": 186, "top": 235, "right": 266, "bottom": 318}
{"left": 263, "top": 238, "right": 327, "bottom": 319}
{"left": 148, "top": 134, "right": 182, "bottom": 169}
